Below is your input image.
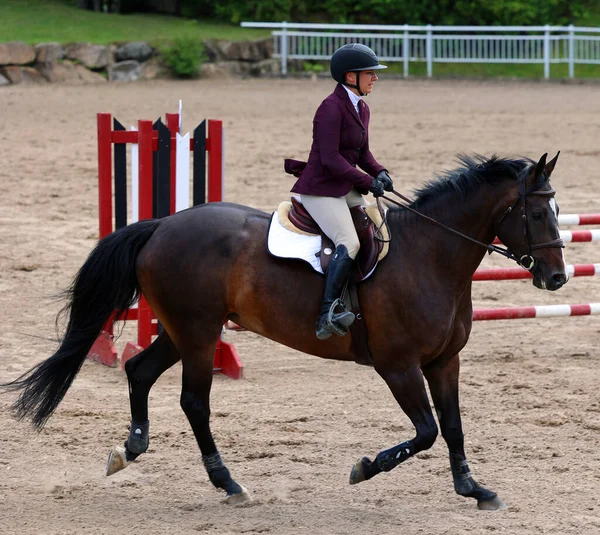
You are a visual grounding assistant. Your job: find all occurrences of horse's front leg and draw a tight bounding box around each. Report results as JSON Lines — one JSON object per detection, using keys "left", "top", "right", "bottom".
{"left": 423, "top": 353, "right": 506, "bottom": 510}
{"left": 350, "top": 365, "right": 439, "bottom": 484}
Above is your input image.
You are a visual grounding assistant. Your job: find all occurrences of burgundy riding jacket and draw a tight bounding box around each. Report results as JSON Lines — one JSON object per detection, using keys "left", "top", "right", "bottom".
{"left": 286, "top": 83, "right": 386, "bottom": 197}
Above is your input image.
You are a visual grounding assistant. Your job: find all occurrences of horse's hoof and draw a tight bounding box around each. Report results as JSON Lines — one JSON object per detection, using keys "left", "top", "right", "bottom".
{"left": 349, "top": 457, "right": 368, "bottom": 485}
{"left": 223, "top": 485, "right": 252, "bottom": 505}
{"left": 106, "top": 446, "right": 131, "bottom": 476}
{"left": 477, "top": 495, "right": 508, "bottom": 511}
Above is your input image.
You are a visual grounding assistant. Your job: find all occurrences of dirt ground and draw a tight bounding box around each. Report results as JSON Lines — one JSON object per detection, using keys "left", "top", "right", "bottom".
{"left": 1, "top": 77, "right": 600, "bottom": 535}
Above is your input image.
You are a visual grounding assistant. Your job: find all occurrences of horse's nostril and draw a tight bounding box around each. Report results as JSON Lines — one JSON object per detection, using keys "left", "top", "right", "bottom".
{"left": 553, "top": 273, "right": 567, "bottom": 285}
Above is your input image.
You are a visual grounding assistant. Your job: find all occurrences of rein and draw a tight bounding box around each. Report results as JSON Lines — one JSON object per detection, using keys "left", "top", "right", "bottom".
{"left": 376, "top": 181, "right": 564, "bottom": 272}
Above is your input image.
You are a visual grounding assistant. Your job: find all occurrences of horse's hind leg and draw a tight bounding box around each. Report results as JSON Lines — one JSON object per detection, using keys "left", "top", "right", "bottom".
{"left": 423, "top": 353, "right": 506, "bottom": 511}
{"left": 349, "top": 365, "right": 439, "bottom": 484}
{"left": 178, "top": 332, "right": 251, "bottom": 504}
{"left": 106, "top": 331, "right": 181, "bottom": 476}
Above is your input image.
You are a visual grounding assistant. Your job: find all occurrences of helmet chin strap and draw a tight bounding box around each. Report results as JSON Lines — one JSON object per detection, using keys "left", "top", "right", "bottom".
{"left": 344, "top": 71, "right": 366, "bottom": 96}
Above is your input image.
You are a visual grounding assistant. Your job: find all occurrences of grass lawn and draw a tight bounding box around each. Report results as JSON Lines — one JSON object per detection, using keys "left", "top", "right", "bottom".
{"left": 0, "top": 0, "right": 270, "bottom": 45}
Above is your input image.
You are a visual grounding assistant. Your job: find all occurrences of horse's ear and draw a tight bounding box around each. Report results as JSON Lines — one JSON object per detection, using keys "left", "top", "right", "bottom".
{"left": 545, "top": 151, "right": 560, "bottom": 178}
{"left": 533, "top": 153, "right": 548, "bottom": 179}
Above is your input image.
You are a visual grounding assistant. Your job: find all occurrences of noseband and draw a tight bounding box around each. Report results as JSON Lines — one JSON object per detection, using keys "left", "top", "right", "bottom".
{"left": 495, "top": 177, "right": 564, "bottom": 272}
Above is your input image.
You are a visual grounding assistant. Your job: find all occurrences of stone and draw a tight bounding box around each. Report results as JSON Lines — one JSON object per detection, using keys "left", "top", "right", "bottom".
{"left": 0, "top": 42, "right": 36, "bottom": 66}
{"left": 36, "top": 60, "right": 106, "bottom": 84}
{"left": 108, "top": 60, "right": 142, "bottom": 82}
{"left": 107, "top": 44, "right": 118, "bottom": 67}
{"left": 0, "top": 73, "right": 10, "bottom": 86}
{"left": 115, "top": 41, "right": 153, "bottom": 62}
{"left": 255, "top": 38, "right": 274, "bottom": 59}
{"left": 203, "top": 38, "right": 273, "bottom": 63}
{"left": 141, "top": 58, "right": 171, "bottom": 80}
{"left": 200, "top": 61, "right": 252, "bottom": 78}
{"left": 0, "top": 66, "right": 46, "bottom": 85}
{"left": 223, "top": 41, "right": 261, "bottom": 61}
{"left": 65, "top": 43, "right": 110, "bottom": 69}
{"left": 74, "top": 63, "right": 107, "bottom": 84}
{"left": 249, "top": 58, "right": 282, "bottom": 77}
{"left": 203, "top": 40, "right": 228, "bottom": 62}
{"left": 35, "top": 43, "right": 65, "bottom": 63}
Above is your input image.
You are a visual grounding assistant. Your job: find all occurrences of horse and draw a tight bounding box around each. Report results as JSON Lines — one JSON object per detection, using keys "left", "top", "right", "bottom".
{"left": 2, "top": 153, "right": 567, "bottom": 511}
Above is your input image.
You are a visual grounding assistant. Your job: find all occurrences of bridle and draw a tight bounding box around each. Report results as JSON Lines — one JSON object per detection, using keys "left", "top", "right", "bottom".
{"left": 493, "top": 175, "right": 564, "bottom": 271}
{"left": 376, "top": 174, "right": 564, "bottom": 273}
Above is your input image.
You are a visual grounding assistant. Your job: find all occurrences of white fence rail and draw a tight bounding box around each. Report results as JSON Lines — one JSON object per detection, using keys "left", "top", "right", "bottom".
{"left": 241, "top": 22, "right": 600, "bottom": 78}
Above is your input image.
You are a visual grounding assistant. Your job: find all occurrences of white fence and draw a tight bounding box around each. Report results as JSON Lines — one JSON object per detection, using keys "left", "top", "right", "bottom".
{"left": 241, "top": 22, "right": 600, "bottom": 78}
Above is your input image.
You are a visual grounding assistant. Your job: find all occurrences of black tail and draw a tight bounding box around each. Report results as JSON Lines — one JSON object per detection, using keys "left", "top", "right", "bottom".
{"left": 2, "top": 219, "right": 161, "bottom": 428}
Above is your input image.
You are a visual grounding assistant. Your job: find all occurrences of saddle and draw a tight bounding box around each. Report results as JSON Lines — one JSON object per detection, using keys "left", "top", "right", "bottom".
{"left": 281, "top": 197, "right": 389, "bottom": 283}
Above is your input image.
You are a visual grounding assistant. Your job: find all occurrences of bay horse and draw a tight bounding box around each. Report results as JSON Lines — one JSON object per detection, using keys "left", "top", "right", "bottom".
{"left": 3, "top": 153, "right": 567, "bottom": 511}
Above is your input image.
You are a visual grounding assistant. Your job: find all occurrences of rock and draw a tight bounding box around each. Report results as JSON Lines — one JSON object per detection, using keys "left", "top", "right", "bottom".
{"left": 0, "top": 66, "right": 47, "bottom": 85}
{"left": 203, "top": 40, "right": 224, "bottom": 62}
{"left": 107, "top": 44, "right": 118, "bottom": 67}
{"left": 65, "top": 43, "right": 110, "bottom": 69}
{"left": 203, "top": 38, "right": 272, "bottom": 63}
{"left": 74, "top": 63, "right": 107, "bottom": 83}
{"left": 35, "top": 43, "right": 65, "bottom": 63}
{"left": 108, "top": 60, "right": 142, "bottom": 82}
{"left": 0, "top": 42, "right": 36, "bottom": 66}
{"left": 141, "top": 58, "right": 171, "bottom": 80}
{"left": 200, "top": 61, "right": 252, "bottom": 78}
{"left": 255, "top": 38, "right": 274, "bottom": 59}
{"left": 0, "top": 73, "right": 10, "bottom": 86}
{"left": 115, "top": 41, "right": 153, "bottom": 62}
{"left": 36, "top": 60, "right": 106, "bottom": 84}
{"left": 224, "top": 41, "right": 261, "bottom": 61}
{"left": 249, "top": 58, "right": 282, "bottom": 77}
{"left": 200, "top": 62, "right": 230, "bottom": 78}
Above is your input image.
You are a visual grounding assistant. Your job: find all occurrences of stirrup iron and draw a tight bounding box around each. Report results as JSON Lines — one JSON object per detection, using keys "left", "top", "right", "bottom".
{"left": 328, "top": 298, "right": 355, "bottom": 329}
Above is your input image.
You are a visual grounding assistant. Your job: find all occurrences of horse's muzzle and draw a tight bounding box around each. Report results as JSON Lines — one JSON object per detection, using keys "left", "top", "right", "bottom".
{"left": 533, "top": 271, "right": 568, "bottom": 291}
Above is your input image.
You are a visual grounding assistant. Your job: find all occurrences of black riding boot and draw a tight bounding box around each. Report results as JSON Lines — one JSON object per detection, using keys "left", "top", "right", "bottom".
{"left": 315, "top": 245, "right": 356, "bottom": 340}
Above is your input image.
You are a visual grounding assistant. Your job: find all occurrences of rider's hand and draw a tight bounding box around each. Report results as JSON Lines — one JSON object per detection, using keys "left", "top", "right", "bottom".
{"left": 369, "top": 177, "right": 385, "bottom": 197}
{"left": 376, "top": 170, "right": 394, "bottom": 192}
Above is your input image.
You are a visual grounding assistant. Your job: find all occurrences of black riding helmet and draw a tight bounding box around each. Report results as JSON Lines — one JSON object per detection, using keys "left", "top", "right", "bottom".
{"left": 330, "top": 43, "right": 387, "bottom": 96}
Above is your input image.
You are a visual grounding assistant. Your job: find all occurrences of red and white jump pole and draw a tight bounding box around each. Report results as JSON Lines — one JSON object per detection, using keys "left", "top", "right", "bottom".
{"left": 559, "top": 213, "right": 600, "bottom": 226}
{"left": 473, "top": 303, "right": 600, "bottom": 321}
{"left": 473, "top": 263, "right": 600, "bottom": 281}
{"left": 494, "top": 229, "right": 600, "bottom": 245}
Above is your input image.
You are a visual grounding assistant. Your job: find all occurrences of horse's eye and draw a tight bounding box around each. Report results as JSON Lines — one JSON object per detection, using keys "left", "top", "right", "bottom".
{"left": 532, "top": 211, "right": 543, "bottom": 221}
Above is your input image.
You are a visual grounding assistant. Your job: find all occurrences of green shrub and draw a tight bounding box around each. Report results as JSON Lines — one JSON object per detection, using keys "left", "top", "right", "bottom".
{"left": 161, "top": 38, "right": 206, "bottom": 78}
{"left": 203, "top": 0, "right": 591, "bottom": 26}
{"left": 303, "top": 61, "right": 325, "bottom": 73}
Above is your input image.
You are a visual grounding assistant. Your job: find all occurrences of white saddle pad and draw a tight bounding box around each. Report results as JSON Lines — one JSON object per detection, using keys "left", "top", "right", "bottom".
{"left": 267, "top": 210, "right": 327, "bottom": 274}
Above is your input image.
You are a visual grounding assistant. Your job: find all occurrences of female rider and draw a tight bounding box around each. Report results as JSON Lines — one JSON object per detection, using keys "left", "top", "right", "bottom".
{"left": 287, "top": 43, "right": 394, "bottom": 340}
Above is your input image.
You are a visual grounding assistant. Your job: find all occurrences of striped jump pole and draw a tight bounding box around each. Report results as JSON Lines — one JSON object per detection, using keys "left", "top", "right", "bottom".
{"left": 473, "top": 263, "right": 600, "bottom": 281}
{"left": 493, "top": 229, "right": 600, "bottom": 245}
{"left": 473, "top": 303, "right": 600, "bottom": 321}
{"left": 88, "top": 111, "right": 242, "bottom": 379}
{"left": 559, "top": 214, "right": 600, "bottom": 226}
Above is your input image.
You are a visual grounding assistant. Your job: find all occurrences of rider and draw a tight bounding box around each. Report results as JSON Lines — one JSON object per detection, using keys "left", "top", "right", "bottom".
{"left": 288, "top": 43, "right": 394, "bottom": 340}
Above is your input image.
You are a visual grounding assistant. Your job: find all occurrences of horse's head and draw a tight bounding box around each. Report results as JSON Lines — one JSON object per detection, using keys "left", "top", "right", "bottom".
{"left": 495, "top": 152, "right": 567, "bottom": 291}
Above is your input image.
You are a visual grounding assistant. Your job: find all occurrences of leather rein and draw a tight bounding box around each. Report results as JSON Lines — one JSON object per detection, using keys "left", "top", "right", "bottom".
{"left": 375, "top": 176, "right": 564, "bottom": 272}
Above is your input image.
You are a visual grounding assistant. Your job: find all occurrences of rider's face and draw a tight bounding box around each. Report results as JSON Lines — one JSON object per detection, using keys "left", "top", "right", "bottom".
{"left": 345, "top": 70, "right": 378, "bottom": 95}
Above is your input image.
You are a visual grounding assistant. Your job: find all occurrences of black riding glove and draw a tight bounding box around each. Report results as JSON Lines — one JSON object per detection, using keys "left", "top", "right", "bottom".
{"left": 376, "top": 170, "right": 394, "bottom": 192}
{"left": 369, "top": 177, "right": 385, "bottom": 197}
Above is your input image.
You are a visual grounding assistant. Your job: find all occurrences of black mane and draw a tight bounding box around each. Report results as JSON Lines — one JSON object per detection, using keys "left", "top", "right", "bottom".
{"left": 409, "top": 155, "right": 534, "bottom": 209}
